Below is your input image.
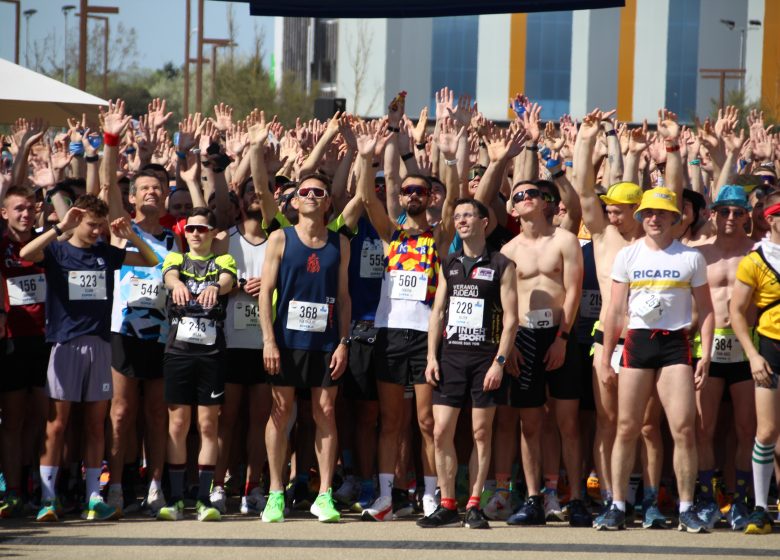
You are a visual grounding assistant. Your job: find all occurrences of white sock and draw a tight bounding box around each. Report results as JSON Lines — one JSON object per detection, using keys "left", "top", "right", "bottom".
{"left": 40, "top": 465, "right": 59, "bottom": 501}
{"left": 752, "top": 439, "right": 776, "bottom": 510}
{"left": 423, "top": 475, "right": 437, "bottom": 497}
{"left": 679, "top": 500, "right": 692, "bottom": 513}
{"left": 85, "top": 467, "right": 102, "bottom": 500}
{"left": 613, "top": 500, "right": 626, "bottom": 512}
{"left": 378, "top": 473, "right": 394, "bottom": 499}
{"left": 149, "top": 478, "right": 162, "bottom": 493}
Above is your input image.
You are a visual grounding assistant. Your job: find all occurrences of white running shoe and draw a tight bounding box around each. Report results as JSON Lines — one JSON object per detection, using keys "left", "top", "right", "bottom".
{"left": 240, "top": 487, "right": 266, "bottom": 516}
{"left": 361, "top": 495, "right": 393, "bottom": 521}
{"left": 543, "top": 490, "right": 565, "bottom": 521}
{"left": 484, "top": 491, "right": 512, "bottom": 521}
{"left": 422, "top": 494, "right": 438, "bottom": 517}
{"left": 209, "top": 485, "right": 227, "bottom": 514}
{"left": 145, "top": 486, "right": 166, "bottom": 516}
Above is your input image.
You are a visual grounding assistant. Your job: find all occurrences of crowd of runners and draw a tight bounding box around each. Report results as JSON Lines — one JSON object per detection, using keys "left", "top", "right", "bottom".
{"left": 1, "top": 90, "right": 780, "bottom": 535}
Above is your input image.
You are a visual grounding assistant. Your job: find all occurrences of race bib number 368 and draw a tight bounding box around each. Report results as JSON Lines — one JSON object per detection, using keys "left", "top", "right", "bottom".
{"left": 286, "top": 301, "right": 328, "bottom": 332}
{"left": 68, "top": 271, "right": 107, "bottom": 300}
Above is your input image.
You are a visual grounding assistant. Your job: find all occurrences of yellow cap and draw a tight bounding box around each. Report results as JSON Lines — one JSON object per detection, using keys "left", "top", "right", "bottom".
{"left": 633, "top": 187, "right": 680, "bottom": 221}
{"left": 599, "top": 182, "right": 643, "bottom": 205}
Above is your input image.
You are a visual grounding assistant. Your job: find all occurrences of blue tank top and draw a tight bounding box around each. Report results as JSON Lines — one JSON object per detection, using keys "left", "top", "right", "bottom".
{"left": 275, "top": 227, "right": 341, "bottom": 351}
{"left": 575, "top": 240, "right": 601, "bottom": 344}
{"left": 348, "top": 217, "right": 383, "bottom": 321}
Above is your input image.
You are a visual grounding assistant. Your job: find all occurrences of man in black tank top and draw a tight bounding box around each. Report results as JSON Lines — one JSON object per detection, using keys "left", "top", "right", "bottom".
{"left": 417, "top": 199, "right": 519, "bottom": 529}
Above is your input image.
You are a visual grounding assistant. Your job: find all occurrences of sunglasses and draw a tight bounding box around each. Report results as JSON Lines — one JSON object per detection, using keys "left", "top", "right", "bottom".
{"left": 184, "top": 224, "right": 215, "bottom": 234}
{"left": 468, "top": 168, "right": 486, "bottom": 181}
{"left": 716, "top": 207, "right": 747, "bottom": 218}
{"left": 400, "top": 185, "right": 430, "bottom": 197}
{"left": 297, "top": 186, "right": 328, "bottom": 199}
{"left": 512, "top": 188, "right": 554, "bottom": 204}
{"left": 759, "top": 175, "right": 777, "bottom": 186}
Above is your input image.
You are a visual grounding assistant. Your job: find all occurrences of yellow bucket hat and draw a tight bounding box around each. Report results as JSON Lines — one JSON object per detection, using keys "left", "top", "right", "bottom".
{"left": 599, "top": 182, "right": 643, "bottom": 205}
{"left": 633, "top": 187, "right": 680, "bottom": 221}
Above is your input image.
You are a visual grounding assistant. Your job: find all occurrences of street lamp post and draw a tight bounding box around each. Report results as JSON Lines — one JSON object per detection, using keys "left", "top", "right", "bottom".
{"left": 0, "top": 0, "right": 20, "bottom": 64}
{"left": 719, "top": 18, "right": 762, "bottom": 91}
{"left": 23, "top": 8, "right": 37, "bottom": 69}
{"left": 62, "top": 5, "right": 76, "bottom": 82}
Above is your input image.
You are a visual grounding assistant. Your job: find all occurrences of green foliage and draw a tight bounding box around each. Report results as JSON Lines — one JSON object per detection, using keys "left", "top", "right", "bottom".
{"left": 709, "top": 89, "right": 778, "bottom": 128}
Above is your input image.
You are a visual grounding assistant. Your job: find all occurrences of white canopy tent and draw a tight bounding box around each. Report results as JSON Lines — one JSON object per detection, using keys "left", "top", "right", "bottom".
{"left": 0, "top": 58, "right": 108, "bottom": 125}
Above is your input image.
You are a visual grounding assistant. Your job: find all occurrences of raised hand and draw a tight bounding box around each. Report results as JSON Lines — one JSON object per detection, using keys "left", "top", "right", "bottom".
{"left": 628, "top": 120, "right": 649, "bottom": 154}
{"left": 338, "top": 114, "right": 358, "bottom": 151}
{"left": 109, "top": 216, "right": 135, "bottom": 239}
{"left": 66, "top": 114, "right": 87, "bottom": 144}
{"left": 413, "top": 107, "right": 429, "bottom": 145}
{"left": 447, "top": 94, "right": 472, "bottom": 128}
{"left": 226, "top": 123, "right": 249, "bottom": 157}
{"left": 147, "top": 98, "right": 173, "bottom": 130}
{"left": 101, "top": 99, "right": 132, "bottom": 137}
{"left": 435, "top": 87, "right": 455, "bottom": 122}
{"left": 656, "top": 109, "right": 680, "bottom": 141}
{"left": 247, "top": 110, "right": 269, "bottom": 147}
{"left": 177, "top": 113, "right": 203, "bottom": 151}
{"left": 752, "top": 125, "right": 775, "bottom": 160}
{"left": 437, "top": 117, "right": 466, "bottom": 158}
{"left": 387, "top": 91, "right": 405, "bottom": 126}
{"left": 521, "top": 103, "right": 543, "bottom": 143}
{"left": 51, "top": 140, "right": 74, "bottom": 172}
{"left": 213, "top": 102, "right": 233, "bottom": 132}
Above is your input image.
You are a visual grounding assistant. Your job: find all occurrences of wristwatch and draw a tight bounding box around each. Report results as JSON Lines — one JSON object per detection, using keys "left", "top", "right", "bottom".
{"left": 495, "top": 355, "right": 506, "bottom": 367}
{"left": 339, "top": 337, "right": 352, "bottom": 347}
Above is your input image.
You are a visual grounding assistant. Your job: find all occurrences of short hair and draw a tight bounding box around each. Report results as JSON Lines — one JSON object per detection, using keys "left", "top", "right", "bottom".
{"left": 402, "top": 173, "right": 433, "bottom": 191}
{"left": 3, "top": 185, "right": 35, "bottom": 203}
{"left": 764, "top": 189, "right": 780, "bottom": 208}
{"left": 298, "top": 172, "right": 332, "bottom": 193}
{"left": 189, "top": 206, "right": 217, "bottom": 228}
{"left": 73, "top": 194, "right": 108, "bottom": 217}
{"left": 130, "top": 169, "right": 163, "bottom": 195}
{"left": 454, "top": 197, "right": 489, "bottom": 219}
{"left": 141, "top": 163, "right": 170, "bottom": 184}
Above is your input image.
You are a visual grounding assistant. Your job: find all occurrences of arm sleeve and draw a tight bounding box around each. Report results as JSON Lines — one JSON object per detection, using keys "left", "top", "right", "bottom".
{"left": 162, "top": 252, "right": 184, "bottom": 277}
{"left": 108, "top": 244, "right": 127, "bottom": 271}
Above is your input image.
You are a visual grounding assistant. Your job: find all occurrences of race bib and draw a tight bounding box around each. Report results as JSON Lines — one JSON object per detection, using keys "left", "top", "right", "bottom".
{"left": 525, "top": 308, "right": 553, "bottom": 329}
{"left": 234, "top": 300, "right": 260, "bottom": 330}
{"left": 128, "top": 277, "right": 165, "bottom": 310}
{"left": 68, "top": 270, "right": 107, "bottom": 300}
{"left": 286, "top": 300, "right": 328, "bottom": 332}
{"left": 611, "top": 343, "right": 623, "bottom": 372}
{"left": 175, "top": 317, "right": 217, "bottom": 345}
{"left": 580, "top": 289, "right": 601, "bottom": 320}
{"left": 360, "top": 240, "right": 384, "bottom": 278}
{"left": 447, "top": 297, "right": 484, "bottom": 329}
{"left": 634, "top": 292, "right": 663, "bottom": 323}
{"left": 6, "top": 274, "right": 46, "bottom": 306}
{"left": 389, "top": 270, "right": 428, "bottom": 301}
{"left": 712, "top": 332, "right": 744, "bottom": 363}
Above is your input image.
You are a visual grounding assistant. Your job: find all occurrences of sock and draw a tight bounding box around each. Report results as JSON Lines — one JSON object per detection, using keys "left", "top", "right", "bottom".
{"left": 441, "top": 497, "right": 457, "bottom": 511}
{"left": 423, "top": 475, "right": 437, "bottom": 498}
{"left": 679, "top": 500, "right": 692, "bottom": 513}
{"left": 627, "top": 473, "right": 641, "bottom": 504}
{"left": 467, "top": 495, "right": 480, "bottom": 510}
{"left": 40, "top": 466, "right": 58, "bottom": 501}
{"left": 544, "top": 473, "right": 559, "bottom": 492}
{"left": 752, "top": 439, "right": 775, "bottom": 509}
{"left": 378, "top": 473, "right": 394, "bottom": 499}
{"left": 342, "top": 449, "right": 354, "bottom": 471}
{"left": 734, "top": 470, "right": 751, "bottom": 503}
{"left": 613, "top": 500, "right": 626, "bottom": 512}
{"left": 644, "top": 486, "right": 658, "bottom": 503}
{"left": 697, "top": 469, "right": 715, "bottom": 500}
{"left": 149, "top": 478, "right": 162, "bottom": 493}
{"left": 198, "top": 465, "right": 215, "bottom": 501}
{"left": 168, "top": 464, "right": 186, "bottom": 501}
{"left": 496, "top": 473, "right": 511, "bottom": 497}
{"left": 85, "top": 467, "right": 101, "bottom": 500}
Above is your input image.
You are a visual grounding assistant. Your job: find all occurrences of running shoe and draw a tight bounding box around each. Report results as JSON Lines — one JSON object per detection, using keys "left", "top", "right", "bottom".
{"left": 678, "top": 509, "right": 708, "bottom": 533}
{"left": 334, "top": 475, "right": 358, "bottom": 507}
{"left": 744, "top": 507, "right": 773, "bottom": 535}
{"left": 416, "top": 505, "right": 460, "bottom": 528}
{"left": 106, "top": 485, "right": 124, "bottom": 515}
{"left": 196, "top": 499, "right": 221, "bottom": 521}
{"left": 36, "top": 499, "right": 59, "bottom": 522}
{"left": 463, "top": 507, "right": 490, "bottom": 529}
{"left": 422, "top": 494, "right": 438, "bottom": 517}
{"left": 484, "top": 491, "right": 512, "bottom": 521}
{"left": 144, "top": 487, "right": 166, "bottom": 516}
{"left": 0, "top": 494, "right": 22, "bottom": 519}
{"left": 351, "top": 482, "right": 375, "bottom": 513}
{"left": 392, "top": 487, "right": 414, "bottom": 518}
{"left": 727, "top": 501, "right": 749, "bottom": 532}
{"left": 361, "top": 495, "right": 393, "bottom": 522}
{"left": 156, "top": 499, "right": 184, "bottom": 521}
{"left": 642, "top": 499, "right": 668, "bottom": 529}
{"left": 241, "top": 487, "right": 266, "bottom": 516}
{"left": 209, "top": 485, "right": 227, "bottom": 514}
{"left": 543, "top": 489, "right": 565, "bottom": 521}
{"left": 695, "top": 499, "right": 721, "bottom": 530}
{"left": 82, "top": 495, "right": 120, "bottom": 521}
{"left": 594, "top": 504, "right": 625, "bottom": 531}
{"left": 593, "top": 500, "right": 612, "bottom": 528}
{"left": 507, "top": 495, "right": 546, "bottom": 526}
{"left": 310, "top": 488, "right": 340, "bottom": 523}
{"left": 567, "top": 499, "right": 592, "bottom": 527}
{"left": 262, "top": 491, "right": 285, "bottom": 523}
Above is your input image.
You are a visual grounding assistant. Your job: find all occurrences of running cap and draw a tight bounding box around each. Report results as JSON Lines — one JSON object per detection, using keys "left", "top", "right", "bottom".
{"left": 711, "top": 185, "right": 752, "bottom": 211}
{"left": 633, "top": 187, "right": 680, "bottom": 221}
{"left": 600, "top": 182, "right": 643, "bottom": 205}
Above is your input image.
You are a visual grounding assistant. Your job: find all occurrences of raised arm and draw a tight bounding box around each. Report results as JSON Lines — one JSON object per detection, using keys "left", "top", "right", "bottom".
{"left": 299, "top": 112, "right": 341, "bottom": 177}
{"left": 657, "top": 109, "right": 683, "bottom": 209}
{"left": 355, "top": 123, "right": 394, "bottom": 244}
{"left": 572, "top": 109, "right": 609, "bottom": 235}
{"left": 20, "top": 206, "right": 87, "bottom": 263}
{"left": 436, "top": 118, "right": 465, "bottom": 250}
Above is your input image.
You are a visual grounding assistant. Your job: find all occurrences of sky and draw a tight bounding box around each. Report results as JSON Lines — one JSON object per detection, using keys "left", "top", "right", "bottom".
{"left": 0, "top": 0, "right": 275, "bottom": 72}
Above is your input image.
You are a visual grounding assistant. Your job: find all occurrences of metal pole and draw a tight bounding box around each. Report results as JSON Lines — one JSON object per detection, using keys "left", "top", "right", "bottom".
{"left": 103, "top": 19, "right": 109, "bottom": 98}
{"left": 78, "top": 0, "right": 87, "bottom": 89}
{"left": 14, "top": 2, "right": 20, "bottom": 64}
{"left": 211, "top": 44, "right": 217, "bottom": 102}
{"left": 196, "top": 0, "right": 204, "bottom": 113}
{"left": 63, "top": 10, "right": 68, "bottom": 81}
{"left": 739, "top": 28, "right": 745, "bottom": 91}
{"left": 184, "top": 0, "right": 190, "bottom": 116}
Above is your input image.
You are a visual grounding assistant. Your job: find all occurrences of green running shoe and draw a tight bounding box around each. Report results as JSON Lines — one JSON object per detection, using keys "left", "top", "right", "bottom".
{"left": 157, "top": 499, "right": 184, "bottom": 521}
{"left": 82, "top": 495, "right": 120, "bottom": 521}
{"left": 36, "top": 499, "right": 59, "bottom": 522}
{"left": 196, "top": 500, "right": 221, "bottom": 522}
{"left": 262, "top": 491, "right": 285, "bottom": 523}
{"left": 311, "top": 488, "right": 341, "bottom": 523}
{"left": 0, "top": 494, "right": 22, "bottom": 518}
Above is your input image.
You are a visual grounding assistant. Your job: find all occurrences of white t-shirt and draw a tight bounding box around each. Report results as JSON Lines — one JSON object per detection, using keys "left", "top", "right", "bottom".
{"left": 224, "top": 226, "right": 267, "bottom": 349}
{"left": 611, "top": 239, "right": 707, "bottom": 330}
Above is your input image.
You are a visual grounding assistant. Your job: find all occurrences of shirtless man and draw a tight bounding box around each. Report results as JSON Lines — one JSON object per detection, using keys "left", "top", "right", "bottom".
{"left": 692, "top": 185, "right": 756, "bottom": 531}
{"left": 500, "top": 179, "right": 588, "bottom": 526}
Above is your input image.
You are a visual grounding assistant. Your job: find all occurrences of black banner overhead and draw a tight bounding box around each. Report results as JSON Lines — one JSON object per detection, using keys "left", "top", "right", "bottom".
{"left": 218, "top": 1, "right": 625, "bottom": 18}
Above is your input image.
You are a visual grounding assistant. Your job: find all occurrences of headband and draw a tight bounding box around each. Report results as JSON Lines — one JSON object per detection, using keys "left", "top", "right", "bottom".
{"left": 763, "top": 202, "right": 780, "bottom": 219}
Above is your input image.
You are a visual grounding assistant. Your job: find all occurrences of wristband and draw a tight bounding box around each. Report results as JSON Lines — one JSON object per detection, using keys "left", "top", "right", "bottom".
{"left": 552, "top": 169, "right": 565, "bottom": 179}
{"left": 415, "top": 142, "right": 426, "bottom": 150}
{"left": 387, "top": 126, "right": 400, "bottom": 133}
{"left": 69, "top": 141, "right": 85, "bottom": 156}
{"left": 445, "top": 158, "right": 458, "bottom": 166}
{"left": 526, "top": 144, "right": 539, "bottom": 152}
{"left": 665, "top": 144, "right": 680, "bottom": 153}
{"left": 401, "top": 152, "right": 414, "bottom": 161}
{"left": 605, "top": 129, "right": 617, "bottom": 137}
{"left": 53, "top": 224, "right": 63, "bottom": 237}
{"left": 85, "top": 154, "right": 99, "bottom": 163}
{"left": 688, "top": 159, "right": 701, "bottom": 166}
{"left": 103, "top": 132, "right": 120, "bottom": 147}
{"left": 176, "top": 151, "right": 187, "bottom": 160}
{"left": 556, "top": 330, "right": 569, "bottom": 341}
{"left": 564, "top": 161, "right": 573, "bottom": 168}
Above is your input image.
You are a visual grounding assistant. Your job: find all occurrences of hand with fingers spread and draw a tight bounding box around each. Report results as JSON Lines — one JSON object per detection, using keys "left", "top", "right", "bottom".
{"left": 437, "top": 117, "right": 466, "bottom": 159}
{"left": 247, "top": 111, "right": 270, "bottom": 147}
{"left": 628, "top": 120, "right": 649, "bottom": 154}
{"left": 338, "top": 114, "right": 358, "bottom": 151}
{"left": 752, "top": 126, "right": 775, "bottom": 161}
{"left": 447, "top": 94, "right": 472, "bottom": 128}
{"left": 147, "top": 98, "right": 173, "bottom": 130}
{"left": 213, "top": 102, "right": 234, "bottom": 132}
{"left": 521, "top": 102, "right": 542, "bottom": 143}
{"left": 656, "top": 108, "right": 680, "bottom": 142}
{"left": 435, "top": 87, "right": 455, "bottom": 122}
{"left": 66, "top": 114, "right": 87, "bottom": 144}
{"left": 101, "top": 99, "right": 132, "bottom": 137}
{"left": 226, "top": 123, "right": 249, "bottom": 157}
{"left": 51, "top": 140, "right": 74, "bottom": 172}
{"left": 177, "top": 113, "right": 204, "bottom": 152}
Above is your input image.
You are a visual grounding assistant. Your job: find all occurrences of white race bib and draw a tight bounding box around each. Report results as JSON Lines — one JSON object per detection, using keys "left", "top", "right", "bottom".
{"left": 525, "top": 308, "right": 553, "bottom": 329}
{"left": 6, "top": 274, "right": 46, "bottom": 306}
{"left": 68, "top": 270, "right": 107, "bottom": 300}
{"left": 234, "top": 300, "right": 260, "bottom": 330}
{"left": 634, "top": 292, "right": 663, "bottom": 323}
{"left": 611, "top": 343, "right": 623, "bottom": 372}
{"left": 286, "top": 301, "right": 329, "bottom": 332}
{"left": 389, "top": 269, "right": 428, "bottom": 301}
{"left": 175, "top": 317, "right": 217, "bottom": 345}
{"left": 128, "top": 277, "right": 165, "bottom": 310}
{"left": 447, "top": 297, "right": 484, "bottom": 329}
{"left": 360, "top": 239, "right": 384, "bottom": 279}
{"left": 712, "top": 332, "right": 744, "bottom": 363}
{"left": 580, "top": 289, "right": 601, "bottom": 320}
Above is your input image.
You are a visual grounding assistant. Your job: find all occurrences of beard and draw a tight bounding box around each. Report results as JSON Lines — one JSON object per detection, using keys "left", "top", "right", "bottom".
{"left": 406, "top": 203, "right": 426, "bottom": 217}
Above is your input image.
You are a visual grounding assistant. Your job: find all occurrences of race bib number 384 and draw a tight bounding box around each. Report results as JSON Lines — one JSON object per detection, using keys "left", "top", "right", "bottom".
{"left": 68, "top": 270, "right": 107, "bottom": 300}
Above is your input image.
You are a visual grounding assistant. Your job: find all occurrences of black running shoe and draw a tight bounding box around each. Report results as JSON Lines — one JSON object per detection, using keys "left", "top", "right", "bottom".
{"left": 416, "top": 505, "right": 460, "bottom": 528}
{"left": 507, "top": 495, "right": 546, "bottom": 526}
{"left": 463, "top": 507, "right": 490, "bottom": 529}
{"left": 567, "top": 499, "right": 592, "bottom": 527}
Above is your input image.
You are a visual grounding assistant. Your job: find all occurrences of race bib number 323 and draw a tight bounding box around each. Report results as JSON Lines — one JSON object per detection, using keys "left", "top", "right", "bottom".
{"left": 68, "top": 270, "right": 107, "bottom": 300}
